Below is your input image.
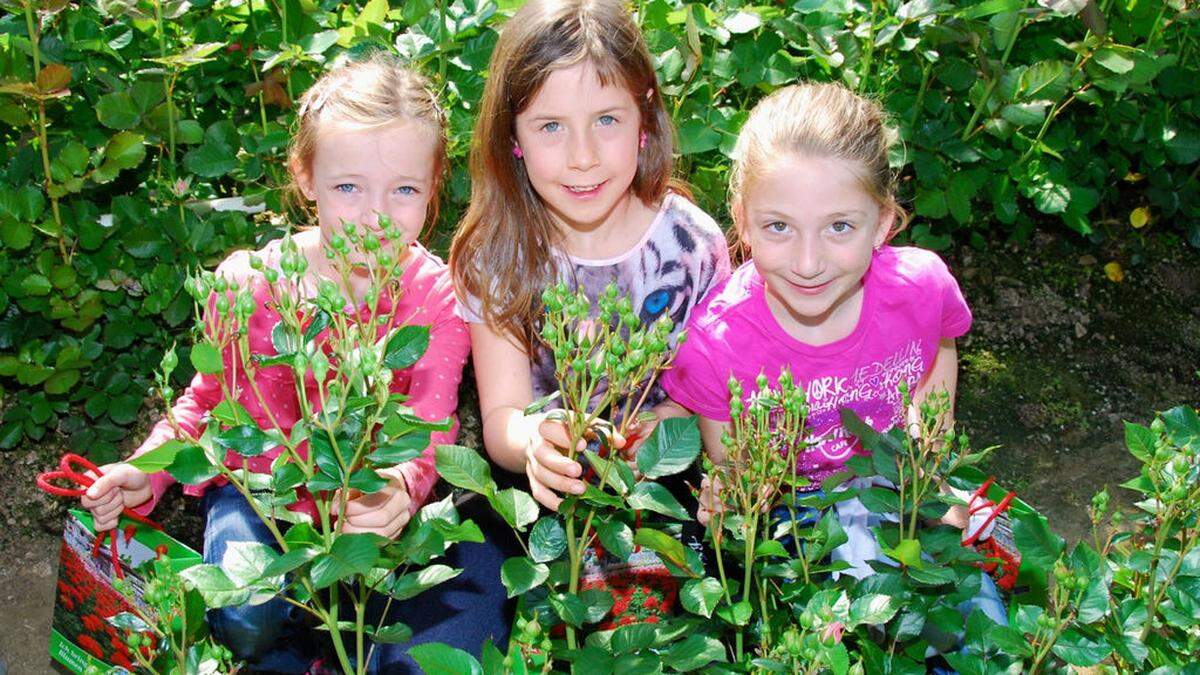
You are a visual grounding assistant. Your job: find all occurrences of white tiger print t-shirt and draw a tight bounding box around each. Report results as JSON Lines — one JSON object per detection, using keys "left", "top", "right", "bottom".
{"left": 458, "top": 192, "right": 732, "bottom": 418}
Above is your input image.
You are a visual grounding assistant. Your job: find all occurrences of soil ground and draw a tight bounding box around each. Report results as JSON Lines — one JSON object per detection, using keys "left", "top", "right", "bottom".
{"left": 1, "top": 230, "right": 1197, "bottom": 674}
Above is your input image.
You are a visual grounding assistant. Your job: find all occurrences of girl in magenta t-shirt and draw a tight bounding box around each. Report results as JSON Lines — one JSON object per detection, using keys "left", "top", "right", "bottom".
{"left": 661, "top": 84, "right": 998, "bottom": 588}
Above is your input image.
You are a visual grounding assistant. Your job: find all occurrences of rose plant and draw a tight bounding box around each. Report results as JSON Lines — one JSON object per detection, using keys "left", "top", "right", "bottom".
{"left": 126, "top": 224, "right": 481, "bottom": 674}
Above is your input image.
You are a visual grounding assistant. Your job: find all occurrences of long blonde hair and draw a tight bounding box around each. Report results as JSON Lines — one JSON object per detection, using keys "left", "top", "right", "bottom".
{"left": 287, "top": 54, "right": 448, "bottom": 229}
{"left": 449, "top": 0, "right": 686, "bottom": 352}
{"left": 729, "top": 82, "right": 908, "bottom": 244}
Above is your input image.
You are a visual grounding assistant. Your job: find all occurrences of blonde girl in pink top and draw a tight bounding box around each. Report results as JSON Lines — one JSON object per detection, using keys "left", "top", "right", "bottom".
{"left": 75, "top": 57, "right": 500, "bottom": 673}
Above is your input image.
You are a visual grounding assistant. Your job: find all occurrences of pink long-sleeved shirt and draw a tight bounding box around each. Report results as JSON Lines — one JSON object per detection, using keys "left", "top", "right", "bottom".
{"left": 130, "top": 240, "right": 470, "bottom": 522}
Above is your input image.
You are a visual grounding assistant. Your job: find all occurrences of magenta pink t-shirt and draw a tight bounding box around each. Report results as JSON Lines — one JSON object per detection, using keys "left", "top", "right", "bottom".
{"left": 662, "top": 246, "right": 971, "bottom": 485}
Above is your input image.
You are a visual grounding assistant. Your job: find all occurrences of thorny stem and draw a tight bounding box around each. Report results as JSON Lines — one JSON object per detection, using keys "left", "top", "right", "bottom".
{"left": 24, "top": 1, "right": 68, "bottom": 262}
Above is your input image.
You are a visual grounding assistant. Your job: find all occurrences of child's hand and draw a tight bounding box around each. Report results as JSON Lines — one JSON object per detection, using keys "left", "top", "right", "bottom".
{"left": 615, "top": 414, "right": 658, "bottom": 462}
{"left": 695, "top": 473, "right": 726, "bottom": 527}
{"left": 80, "top": 463, "right": 153, "bottom": 531}
{"left": 525, "top": 414, "right": 589, "bottom": 512}
{"left": 337, "top": 471, "right": 412, "bottom": 539}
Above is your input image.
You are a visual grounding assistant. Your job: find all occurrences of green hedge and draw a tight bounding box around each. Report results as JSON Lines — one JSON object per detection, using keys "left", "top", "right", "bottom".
{"left": 0, "top": 0, "right": 1196, "bottom": 456}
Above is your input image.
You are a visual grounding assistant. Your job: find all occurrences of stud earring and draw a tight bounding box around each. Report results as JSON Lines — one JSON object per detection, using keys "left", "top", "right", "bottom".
{"left": 639, "top": 130, "right": 647, "bottom": 149}
{"left": 512, "top": 143, "right": 523, "bottom": 159}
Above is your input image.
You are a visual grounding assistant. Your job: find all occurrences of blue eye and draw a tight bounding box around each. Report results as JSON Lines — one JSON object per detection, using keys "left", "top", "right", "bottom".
{"left": 396, "top": 186, "right": 418, "bottom": 195}
{"left": 598, "top": 114, "right": 617, "bottom": 126}
{"left": 334, "top": 184, "right": 357, "bottom": 194}
{"left": 766, "top": 221, "right": 789, "bottom": 234}
{"left": 640, "top": 288, "right": 675, "bottom": 322}
{"left": 541, "top": 121, "right": 561, "bottom": 133}
{"left": 830, "top": 221, "right": 854, "bottom": 234}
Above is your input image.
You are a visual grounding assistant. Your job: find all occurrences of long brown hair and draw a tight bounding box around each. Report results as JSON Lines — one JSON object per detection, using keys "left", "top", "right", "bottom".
{"left": 449, "top": 0, "right": 684, "bottom": 352}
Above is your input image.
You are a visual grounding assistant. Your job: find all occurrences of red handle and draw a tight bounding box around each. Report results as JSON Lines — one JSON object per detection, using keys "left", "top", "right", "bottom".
{"left": 37, "top": 453, "right": 163, "bottom": 579}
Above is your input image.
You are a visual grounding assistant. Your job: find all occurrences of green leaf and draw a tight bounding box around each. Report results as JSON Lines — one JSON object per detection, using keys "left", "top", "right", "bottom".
{"left": 434, "top": 445, "right": 495, "bottom": 496}
{"left": 96, "top": 91, "right": 141, "bottom": 129}
{"left": 1161, "top": 405, "right": 1200, "bottom": 449}
{"left": 529, "top": 516, "right": 567, "bottom": 563}
{"left": 372, "top": 621, "right": 413, "bottom": 644}
{"left": 127, "top": 439, "right": 189, "bottom": 473}
{"left": 1094, "top": 47, "right": 1135, "bottom": 74}
{"left": 383, "top": 325, "right": 430, "bottom": 370}
{"left": 595, "top": 518, "right": 635, "bottom": 561}
{"left": 368, "top": 431, "right": 430, "bottom": 465}
{"left": 260, "top": 546, "right": 319, "bottom": 577}
{"left": 849, "top": 594, "right": 901, "bottom": 627}
{"left": 1031, "top": 181, "right": 1071, "bottom": 215}
{"left": 680, "top": 577, "right": 723, "bottom": 618}
{"left": 1051, "top": 628, "right": 1112, "bottom": 666}
{"left": 179, "top": 564, "right": 250, "bottom": 607}
{"left": 104, "top": 132, "right": 146, "bottom": 170}
{"left": 549, "top": 592, "right": 589, "bottom": 627}
{"left": 184, "top": 140, "right": 237, "bottom": 177}
{"left": 407, "top": 643, "right": 482, "bottom": 675}
{"left": 1001, "top": 102, "right": 1049, "bottom": 127}
{"left": 213, "top": 424, "right": 277, "bottom": 457}
{"left": 723, "top": 10, "right": 761, "bottom": 33}
{"left": 211, "top": 399, "right": 254, "bottom": 426}
{"left": 884, "top": 538, "right": 923, "bottom": 568}
{"left": 626, "top": 481, "right": 690, "bottom": 520}
{"left": 1124, "top": 421, "right": 1155, "bottom": 461}
{"left": 716, "top": 599, "right": 752, "bottom": 627}
{"left": 43, "top": 369, "right": 80, "bottom": 395}
{"left": 500, "top": 557, "right": 548, "bottom": 598}
{"left": 1, "top": 220, "right": 33, "bottom": 250}
{"left": 190, "top": 343, "right": 223, "bottom": 374}
{"left": 611, "top": 622, "right": 657, "bottom": 654}
{"left": 633, "top": 528, "right": 690, "bottom": 572}
{"left": 221, "top": 540, "right": 281, "bottom": 586}
{"left": 636, "top": 416, "right": 701, "bottom": 479}
{"left": 1163, "top": 127, "right": 1200, "bottom": 165}
{"left": 388, "top": 564, "right": 462, "bottom": 601}
{"left": 1013, "top": 512, "right": 1064, "bottom": 576}
{"left": 348, "top": 468, "right": 389, "bottom": 493}
{"left": 490, "top": 487, "right": 539, "bottom": 531}
{"left": 310, "top": 534, "right": 381, "bottom": 589}
{"left": 20, "top": 274, "right": 52, "bottom": 296}
{"left": 167, "top": 444, "right": 221, "bottom": 484}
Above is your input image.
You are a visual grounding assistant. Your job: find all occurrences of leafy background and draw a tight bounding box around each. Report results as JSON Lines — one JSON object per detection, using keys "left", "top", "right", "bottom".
{"left": 0, "top": 0, "right": 1196, "bottom": 466}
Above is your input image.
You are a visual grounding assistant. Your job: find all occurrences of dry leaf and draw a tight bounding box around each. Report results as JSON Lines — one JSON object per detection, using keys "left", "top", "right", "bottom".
{"left": 1129, "top": 207, "right": 1150, "bottom": 229}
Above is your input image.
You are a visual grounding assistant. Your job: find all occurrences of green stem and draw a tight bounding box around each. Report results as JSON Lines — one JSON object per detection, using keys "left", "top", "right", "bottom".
{"left": 23, "top": 2, "right": 67, "bottom": 263}
{"left": 153, "top": 0, "right": 177, "bottom": 183}
{"left": 327, "top": 585, "right": 356, "bottom": 675}
{"left": 437, "top": 0, "right": 447, "bottom": 83}
{"left": 911, "top": 60, "right": 933, "bottom": 127}
{"left": 356, "top": 585, "right": 367, "bottom": 675}
{"left": 858, "top": 0, "right": 881, "bottom": 91}
{"left": 565, "top": 514, "right": 579, "bottom": 653}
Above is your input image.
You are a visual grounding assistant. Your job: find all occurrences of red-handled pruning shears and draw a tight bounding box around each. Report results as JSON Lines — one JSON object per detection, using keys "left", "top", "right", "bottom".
{"left": 37, "top": 453, "right": 161, "bottom": 579}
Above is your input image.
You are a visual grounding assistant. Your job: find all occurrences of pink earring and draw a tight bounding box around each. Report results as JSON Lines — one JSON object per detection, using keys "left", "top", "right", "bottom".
{"left": 512, "top": 143, "right": 523, "bottom": 159}
{"left": 639, "top": 130, "right": 647, "bottom": 149}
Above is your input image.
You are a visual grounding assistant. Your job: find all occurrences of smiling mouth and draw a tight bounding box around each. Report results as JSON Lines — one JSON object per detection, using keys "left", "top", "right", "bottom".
{"left": 788, "top": 279, "right": 831, "bottom": 295}
{"left": 563, "top": 181, "right": 606, "bottom": 196}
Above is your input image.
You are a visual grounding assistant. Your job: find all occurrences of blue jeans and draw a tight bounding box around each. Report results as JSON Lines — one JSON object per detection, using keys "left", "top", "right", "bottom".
{"left": 202, "top": 483, "right": 513, "bottom": 674}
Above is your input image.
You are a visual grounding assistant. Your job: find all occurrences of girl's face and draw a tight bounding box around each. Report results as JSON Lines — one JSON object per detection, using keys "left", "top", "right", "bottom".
{"left": 513, "top": 62, "right": 643, "bottom": 233}
{"left": 740, "top": 153, "right": 893, "bottom": 343}
{"left": 297, "top": 119, "right": 439, "bottom": 251}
